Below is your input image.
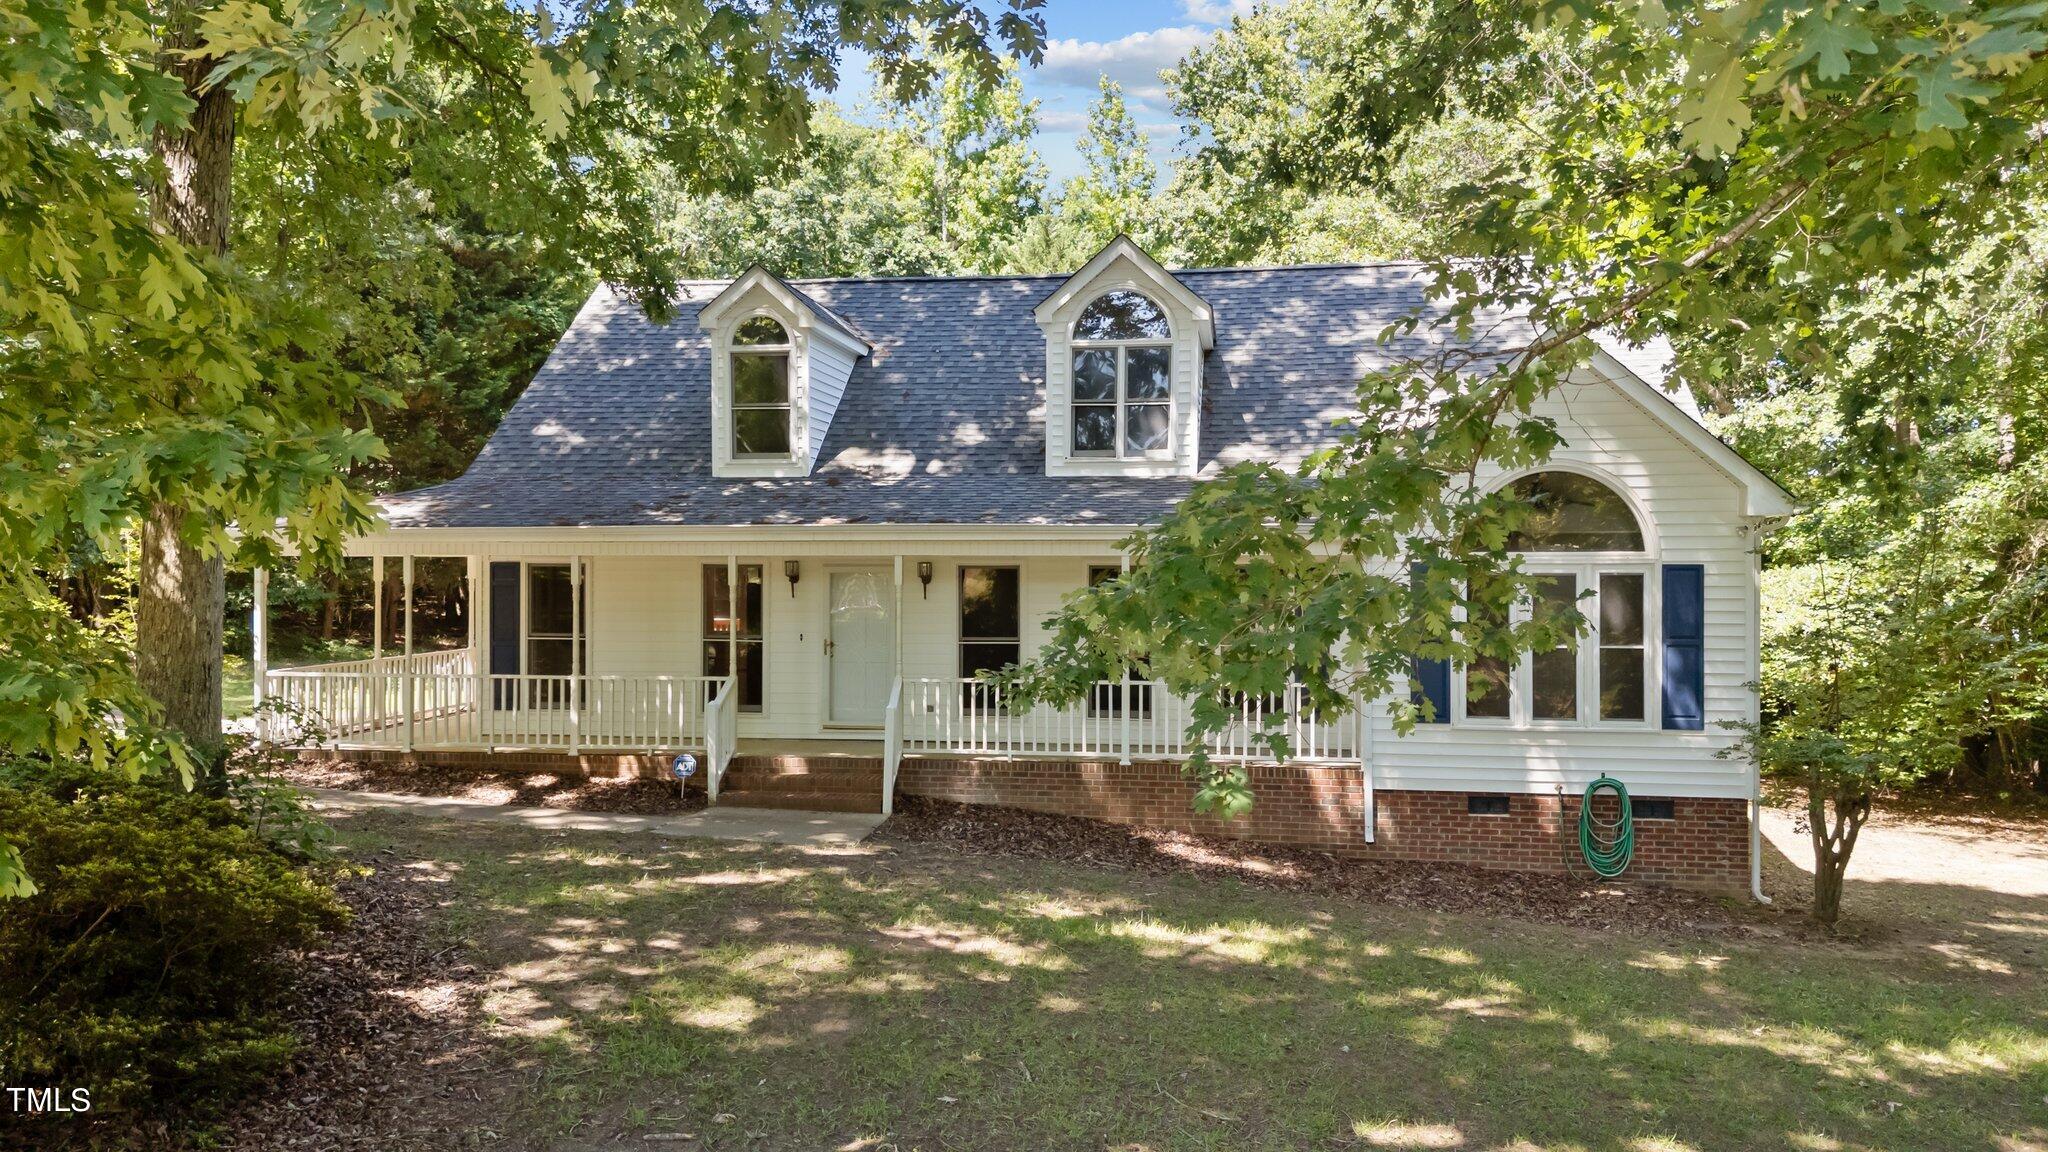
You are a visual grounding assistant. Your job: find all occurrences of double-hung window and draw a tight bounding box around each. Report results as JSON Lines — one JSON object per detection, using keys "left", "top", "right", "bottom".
{"left": 1457, "top": 471, "right": 1653, "bottom": 727}
{"left": 730, "top": 316, "right": 792, "bottom": 457}
{"left": 959, "top": 566, "right": 1020, "bottom": 710}
{"left": 703, "top": 564, "right": 765, "bottom": 711}
{"left": 1071, "top": 290, "right": 1172, "bottom": 458}
{"left": 525, "top": 562, "right": 585, "bottom": 708}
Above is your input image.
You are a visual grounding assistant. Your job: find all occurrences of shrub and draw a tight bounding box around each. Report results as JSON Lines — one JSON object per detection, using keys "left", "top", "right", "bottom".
{"left": 0, "top": 763, "right": 347, "bottom": 1114}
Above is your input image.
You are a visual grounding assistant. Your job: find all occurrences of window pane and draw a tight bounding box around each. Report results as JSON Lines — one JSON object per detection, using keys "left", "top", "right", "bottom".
{"left": 733, "top": 316, "right": 788, "bottom": 346}
{"left": 703, "top": 640, "right": 731, "bottom": 679}
{"left": 960, "top": 641, "right": 1021, "bottom": 680}
{"left": 1600, "top": 648, "right": 1645, "bottom": 720}
{"left": 1506, "top": 472, "right": 1645, "bottom": 551}
{"left": 1125, "top": 346, "right": 1171, "bottom": 400}
{"left": 1124, "top": 404, "right": 1170, "bottom": 454}
{"left": 1074, "top": 291, "right": 1171, "bottom": 340}
{"left": 732, "top": 354, "right": 788, "bottom": 405}
{"left": 1532, "top": 648, "right": 1578, "bottom": 720}
{"left": 960, "top": 567, "right": 1020, "bottom": 640}
{"left": 736, "top": 565, "right": 764, "bottom": 639}
{"left": 528, "top": 637, "right": 573, "bottom": 676}
{"left": 1466, "top": 656, "right": 1511, "bottom": 718}
{"left": 1599, "top": 572, "right": 1644, "bottom": 646}
{"left": 702, "top": 565, "right": 730, "bottom": 638}
{"left": 736, "top": 640, "right": 764, "bottom": 712}
{"left": 529, "top": 564, "right": 574, "bottom": 635}
{"left": 733, "top": 407, "right": 790, "bottom": 455}
{"left": 1072, "top": 405, "right": 1116, "bottom": 453}
{"left": 1072, "top": 349, "right": 1117, "bottom": 401}
{"left": 1531, "top": 574, "right": 1578, "bottom": 721}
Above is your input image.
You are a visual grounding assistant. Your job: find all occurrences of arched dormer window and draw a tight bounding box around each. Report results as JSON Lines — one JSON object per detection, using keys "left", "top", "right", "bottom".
{"left": 730, "top": 316, "right": 792, "bottom": 457}
{"left": 1070, "top": 290, "right": 1172, "bottom": 458}
{"left": 1463, "top": 469, "right": 1654, "bottom": 727}
{"left": 1505, "top": 471, "right": 1646, "bottom": 552}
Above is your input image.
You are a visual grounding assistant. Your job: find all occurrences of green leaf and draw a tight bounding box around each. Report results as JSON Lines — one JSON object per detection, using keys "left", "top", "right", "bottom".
{"left": 1909, "top": 58, "right": 1997, "bottom": 130}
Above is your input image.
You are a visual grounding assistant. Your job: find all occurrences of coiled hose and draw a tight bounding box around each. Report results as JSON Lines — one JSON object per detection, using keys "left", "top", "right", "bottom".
{"left": 1578, "top": 775, "right": 1634, "bottom": 878}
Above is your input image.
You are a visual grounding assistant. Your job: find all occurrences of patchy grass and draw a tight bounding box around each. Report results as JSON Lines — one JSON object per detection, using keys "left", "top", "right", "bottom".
{"left": 324, "top": 807, "right": 2048, "bottom": 1152}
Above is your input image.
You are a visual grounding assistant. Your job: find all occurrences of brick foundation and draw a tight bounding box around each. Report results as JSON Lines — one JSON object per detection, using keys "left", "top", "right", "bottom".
{"left": 896, "top": 757, "right": 1750, "bottom": 894}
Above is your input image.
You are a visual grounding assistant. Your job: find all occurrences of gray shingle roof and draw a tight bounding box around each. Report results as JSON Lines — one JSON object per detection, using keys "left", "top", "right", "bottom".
{"left": 380, "top": 263, "right": 1543, "bottom": 530}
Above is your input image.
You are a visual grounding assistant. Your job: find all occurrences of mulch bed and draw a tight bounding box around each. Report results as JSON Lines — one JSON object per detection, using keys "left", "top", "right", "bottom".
{"left": 879, "top": 794, "right": 1786, "bottom": 940}
{"left": 197, "top": 847, "right": 519, "bottom": 1151}
{"left": 279, "top": 758, "right": 706, "bottom": 816}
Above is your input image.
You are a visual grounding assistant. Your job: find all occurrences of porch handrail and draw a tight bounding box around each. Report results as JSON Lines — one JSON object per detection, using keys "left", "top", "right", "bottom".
{"left": 880, "top": 677, "right": 903, "bottom": 816}
{"left": 896, "top": 677, "right": 1361, "bottom": 763}
{"left": 704, "top": 676, "right": 737, "bottom": 802}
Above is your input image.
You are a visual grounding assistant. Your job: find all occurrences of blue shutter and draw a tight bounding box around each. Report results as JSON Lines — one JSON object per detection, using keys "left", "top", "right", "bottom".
{"left": 1661, "top": 564, "right": 1705, "bottom": 730}
{"left": 1410, "top": 562, "right": 1450, "bottom": 723}
{"left": 489, "top": 561, "right": 521, "bottom": 708}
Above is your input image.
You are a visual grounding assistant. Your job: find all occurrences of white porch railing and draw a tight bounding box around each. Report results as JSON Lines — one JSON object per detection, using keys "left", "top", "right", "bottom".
{"left": 897, "top": 677, "right": 1363, "bottom": 763}
{"left": 880, "top": 678, "right": 904, "bottom": 815}
{"left": 703, "top": 677, "right": 737, "bottom": 802}
{"left": 265, "top": 656, "right": 730, "bottom": 756}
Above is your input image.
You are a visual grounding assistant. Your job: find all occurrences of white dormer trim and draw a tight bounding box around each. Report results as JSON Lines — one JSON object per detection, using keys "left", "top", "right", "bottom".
{"left": 1035, "top": 238, "right": 1214, "bottom": 479}
{"left": 698, "top": 267, "right": 870, "bottom": 478}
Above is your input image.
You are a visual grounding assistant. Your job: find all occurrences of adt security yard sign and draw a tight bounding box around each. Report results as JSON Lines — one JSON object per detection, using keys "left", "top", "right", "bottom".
{"left": 671, "top": 753, "right": 697, "bottom": 780}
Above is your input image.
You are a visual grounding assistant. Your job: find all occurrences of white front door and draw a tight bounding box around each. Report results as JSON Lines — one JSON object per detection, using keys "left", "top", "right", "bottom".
{"left": 827, "top": 568, "right": 895, "bottom": 726}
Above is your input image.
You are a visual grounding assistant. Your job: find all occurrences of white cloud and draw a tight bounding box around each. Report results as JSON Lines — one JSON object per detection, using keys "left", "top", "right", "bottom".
{"left": 1037, "top": 25, "right": 1212, "bottom": 103}
{"left": 1179, "top": 0, "right": 1256, "bottom": 23}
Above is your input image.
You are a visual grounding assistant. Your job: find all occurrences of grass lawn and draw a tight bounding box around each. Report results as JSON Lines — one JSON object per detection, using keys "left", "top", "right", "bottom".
{"left": 224, "top": 638, "right": 379, "bottom": 718}
{"left": 325, "top": 807, "right": 2048, "bottom": 1152}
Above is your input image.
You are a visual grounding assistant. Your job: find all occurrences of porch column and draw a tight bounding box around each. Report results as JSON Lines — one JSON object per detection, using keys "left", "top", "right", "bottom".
{"left": 401, "top": 554, "right": 415, "bottom": 753}
{"left": 569, "top": 553, "right": 582, "bottom": 756}
{"left": 892, "top": 556, "right": 904, "bottom": 682}
{"left": 251, "top": 568, "right": 269, "bottom": 711}
{"left": 1119, "top": 550, "right": 1132, "bottom": 766}
{"left": 371, "top": 554, "right": 384, "bottom": 660}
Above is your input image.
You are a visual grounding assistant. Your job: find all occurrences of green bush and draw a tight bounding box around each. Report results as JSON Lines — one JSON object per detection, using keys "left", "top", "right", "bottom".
{"left": 0, "top": 764, "right": 347, "bottom": 1114}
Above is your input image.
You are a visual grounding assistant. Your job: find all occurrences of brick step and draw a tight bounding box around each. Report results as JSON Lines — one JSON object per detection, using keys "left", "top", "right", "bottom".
{"left": 716, "top": 788, "right": 883, "bottom": 814}
{"left": 724, "top": 755, "right": 882, "bottom": 772}
{"left": 720, "top": 776, "right": 882, "bottom": 798}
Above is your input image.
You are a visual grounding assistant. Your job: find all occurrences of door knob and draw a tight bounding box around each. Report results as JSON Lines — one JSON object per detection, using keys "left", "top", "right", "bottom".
{"left": 824, "top": 639, "right": 835, "bottom": 655}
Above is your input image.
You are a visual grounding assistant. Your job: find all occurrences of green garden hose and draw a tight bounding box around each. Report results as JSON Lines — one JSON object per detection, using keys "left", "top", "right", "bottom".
{"left": 1578, "top": 775, "right": 1635, "bottom": 878}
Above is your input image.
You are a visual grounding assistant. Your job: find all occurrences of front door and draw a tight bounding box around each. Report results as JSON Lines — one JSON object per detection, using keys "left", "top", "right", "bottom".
{"left": 827, "top": 568, "right": 895, "bottom": 726}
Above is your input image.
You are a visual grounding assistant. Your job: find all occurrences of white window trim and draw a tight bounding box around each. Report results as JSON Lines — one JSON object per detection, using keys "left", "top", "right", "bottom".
{"left": 1451, "top": 556, "right": 1662, "bottom": 731}
{"left": 718, "top": 310, "right": 805, "bottom": 474}
{"left": 1038, "top": 260, "right": 1205, "bottom": 479}
{"left": 1070, "top": 317, "right": 1175, "bottom": 462}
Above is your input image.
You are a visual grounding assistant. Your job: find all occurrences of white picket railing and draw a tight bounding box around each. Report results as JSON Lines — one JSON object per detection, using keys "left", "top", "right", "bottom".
{"left": 265, "top": 658, "right": 728, "bottom": 755}
{"left": 896, "top": 677, "right": 1362, "bottom": 764}
{"left": 704, "top": 677, "right": 737, "bottom": 802}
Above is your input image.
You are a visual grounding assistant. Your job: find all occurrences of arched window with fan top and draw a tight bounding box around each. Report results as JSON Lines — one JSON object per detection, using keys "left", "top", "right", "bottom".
{"left": 1069, "top": 290, "right": 1173, "bottom": 458}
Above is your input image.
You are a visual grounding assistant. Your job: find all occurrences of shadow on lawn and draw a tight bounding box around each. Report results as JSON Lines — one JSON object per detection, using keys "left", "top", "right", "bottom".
{"left": 328, "top": 807, "right": 2048, "bottom": 1152}
{"left": 1759, "top": 828, "right": 2048, "bottom": 980}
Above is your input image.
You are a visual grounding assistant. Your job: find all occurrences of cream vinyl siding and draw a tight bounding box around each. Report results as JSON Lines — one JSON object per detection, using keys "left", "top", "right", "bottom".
{"left": 804, "top": 335, "right": 857, "bottom": 464}
{"left": 1365, "top": 370, "right": 1758, "bottom": 799}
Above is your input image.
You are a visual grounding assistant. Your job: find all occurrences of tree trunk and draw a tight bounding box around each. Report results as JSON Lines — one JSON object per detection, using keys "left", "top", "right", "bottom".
{"left": 136, "top": 3, "right": 237, "bottom": 751}
{"left": 1807, "top": 780, "right": 1869, "bottom": 928}
{"left": 137, "top": 502, "right": 225, "bottom": 751}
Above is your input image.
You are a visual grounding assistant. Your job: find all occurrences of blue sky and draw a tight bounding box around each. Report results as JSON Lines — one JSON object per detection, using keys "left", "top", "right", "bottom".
{"left": 835, "top": 0, "right": 1255, "bottom": 185}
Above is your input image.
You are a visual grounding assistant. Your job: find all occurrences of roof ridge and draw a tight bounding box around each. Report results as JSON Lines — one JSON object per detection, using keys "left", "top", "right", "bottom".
{"left": 657, "top": 260, "right": 1439, "bottom": 292}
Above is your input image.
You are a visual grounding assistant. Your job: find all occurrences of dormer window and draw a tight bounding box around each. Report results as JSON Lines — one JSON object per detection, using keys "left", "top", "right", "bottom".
{"left": 1071, "top": 291, "right": 1172, "bottom": 458}
{"left": 730, "top": 316, "right": 792, "bottom": 457}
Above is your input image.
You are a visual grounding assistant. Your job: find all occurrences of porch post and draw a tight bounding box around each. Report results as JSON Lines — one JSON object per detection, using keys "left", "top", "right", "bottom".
{"left": 892, "top": 556, "right": 904, "bottom": 682}
{"left": 401, "top": 554, "right": 415, "bottom": 753}
{"left": 1119, "top": 550, "right": 1132, "bottom": 766}
{"left": 726, "top": 552, "right": 738, "bottom": 697}
{"left": 371, "top": 554, "right": 384, "bottom": 661}
{"left": 251, "top": 567, "right": 269, "bottom": 711}
{"left": 569, "top": 553, "right": 582, "bottom": 756}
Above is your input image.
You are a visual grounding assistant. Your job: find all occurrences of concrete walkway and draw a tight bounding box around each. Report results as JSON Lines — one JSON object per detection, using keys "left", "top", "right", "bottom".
{"left": 301, "top": 787, "right": 886, "bottom": 852}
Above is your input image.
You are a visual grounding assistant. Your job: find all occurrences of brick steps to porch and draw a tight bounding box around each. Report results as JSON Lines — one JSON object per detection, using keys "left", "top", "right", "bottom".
{"left": 716, "top": 756, "right": 885, "bottom": 814}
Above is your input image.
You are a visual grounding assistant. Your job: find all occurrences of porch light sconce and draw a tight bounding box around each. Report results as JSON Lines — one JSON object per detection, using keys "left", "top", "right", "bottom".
{"left": 783, "top": 560, "right": 800, "bottom": 597}
{"left": 916, "top": 561, "right": 934, "bottom": 598}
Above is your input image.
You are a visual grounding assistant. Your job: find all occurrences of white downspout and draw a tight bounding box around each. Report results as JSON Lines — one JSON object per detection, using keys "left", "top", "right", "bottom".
{"left": 1747, "top": 522, "right": 1772, "bottom": 905}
